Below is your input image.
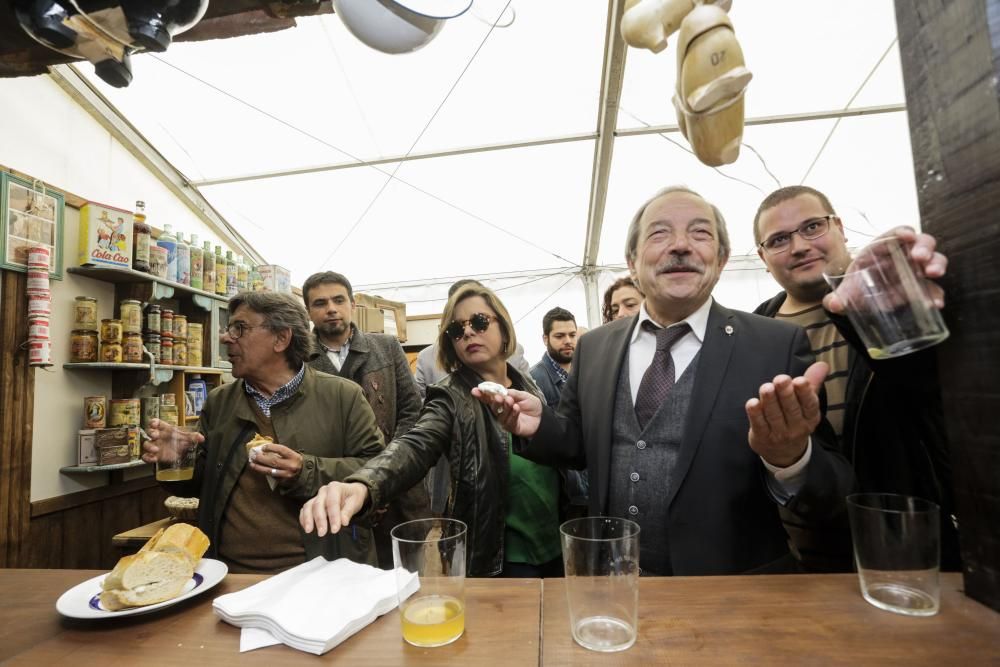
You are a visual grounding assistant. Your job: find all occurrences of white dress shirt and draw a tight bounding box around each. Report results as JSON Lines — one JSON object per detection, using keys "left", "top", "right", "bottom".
{"left": 628, "top": 298, "right": 811, "bottom": 499}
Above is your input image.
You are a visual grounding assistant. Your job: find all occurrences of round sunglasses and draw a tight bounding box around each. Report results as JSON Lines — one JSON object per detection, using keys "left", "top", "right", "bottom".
{"left": 445, "top": 312, "right": 495, "bottom": 341}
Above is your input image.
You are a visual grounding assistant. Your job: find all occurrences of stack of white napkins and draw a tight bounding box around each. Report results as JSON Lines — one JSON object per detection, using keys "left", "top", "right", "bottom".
{"left": 213, "top": 556, "right": 419, "bottom": 655}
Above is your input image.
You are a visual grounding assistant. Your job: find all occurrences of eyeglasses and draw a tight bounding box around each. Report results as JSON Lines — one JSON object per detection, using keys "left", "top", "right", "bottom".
{"left": 220, "top": 322, "right": 267, "bottom": 340}
{"left": 759, "top": 215, "right": 836, "bottom": 255}
{"left": 445, "top": 313, "right": 495, "bottom": 341}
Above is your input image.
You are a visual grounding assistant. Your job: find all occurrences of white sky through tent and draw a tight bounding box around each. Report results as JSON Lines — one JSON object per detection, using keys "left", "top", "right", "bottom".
{"left": 77, "top": 0, "right": 916, "bottom": 361}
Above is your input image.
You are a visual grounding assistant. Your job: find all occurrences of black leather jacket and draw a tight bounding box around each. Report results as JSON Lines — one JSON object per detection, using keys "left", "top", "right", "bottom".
{"left": 346, "top": 364, "right": 547, "bottom": 577}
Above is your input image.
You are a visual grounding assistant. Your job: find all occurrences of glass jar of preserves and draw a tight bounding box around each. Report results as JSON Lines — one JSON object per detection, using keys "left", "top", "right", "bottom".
{"left": 144, "top": 333, "right": 161, "bottom": 363}
{"left": 120, "top": 299, "right": 143, "bottom": 334}
{"left": 145, "top": 304, "right": 161, "bottom": 334}
{"left": 70, "top": 329, "right": 99, "bottom": 362}
{"left": 74, "top": 296, "right": 98, "bottom": 331}
{"left": 123, "top": 332, "right": 144, "bottom": 363}
{"left": 100, "top": 318, "right": 123, "bottom": 344}
{"left": 173, "top": 340, "right": 188, "bottom": 366}
{"left": 161, "top": 309, "right": 174, "bottom": 337}
{"left": 100, "top": 340, "right": 123, "bottom": 363}
{"left": 173, "top": 314, "right": 188, "bottom": 341}
{"left": 161, "top": 337, "right": 173, "bottom": 365}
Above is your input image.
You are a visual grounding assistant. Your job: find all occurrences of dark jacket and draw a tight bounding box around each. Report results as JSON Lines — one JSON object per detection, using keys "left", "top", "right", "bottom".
{"left": 308, "top": 325, "right": 431, "bottom": 568}
{"left": 346, "top": 364, "right": 550, "bottom": 577}
{"left": 517, "top": 301, "right": 855, "bottom": 576}
{"left": 755, "top": 292, "right": 958, "bottom": 569}
{"left": 529, "top": 355, "right": 564, "bottom": 409}
{"left": 165, "top": 365, "right": 385, "bottom": 566}
{"left": 530, "top": 356, "right": 589, "bottom": 510}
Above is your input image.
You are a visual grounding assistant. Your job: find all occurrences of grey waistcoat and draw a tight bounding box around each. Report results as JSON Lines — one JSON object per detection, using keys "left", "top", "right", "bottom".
{"left": 608, "top": 350, "right": 699, "bottom": 575}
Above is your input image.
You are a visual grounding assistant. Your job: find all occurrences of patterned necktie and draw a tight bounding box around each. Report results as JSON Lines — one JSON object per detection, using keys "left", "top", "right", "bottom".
{"left": 634, "top": 320, "right": 691, "bottom": 429}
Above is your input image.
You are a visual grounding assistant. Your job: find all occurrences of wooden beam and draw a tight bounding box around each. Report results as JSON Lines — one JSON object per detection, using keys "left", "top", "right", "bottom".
{"left": 895, "top": 0, "right": 1000, "bottom": 612}
{"left": 30, "top": 476, "right": 160, "bottom": 518}
{"left": 0, "top": 271, "right": 35, "bottom": 568}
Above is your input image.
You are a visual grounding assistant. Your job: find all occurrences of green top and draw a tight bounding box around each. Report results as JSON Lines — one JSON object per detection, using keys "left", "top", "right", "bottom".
{"left": 504, "top": 432, "right": 562, "bottom": 566}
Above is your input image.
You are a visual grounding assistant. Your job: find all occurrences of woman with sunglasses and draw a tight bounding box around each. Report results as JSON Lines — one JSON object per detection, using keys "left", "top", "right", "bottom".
{"left": 300, "top": 284, "right": 564, "bottom": 578}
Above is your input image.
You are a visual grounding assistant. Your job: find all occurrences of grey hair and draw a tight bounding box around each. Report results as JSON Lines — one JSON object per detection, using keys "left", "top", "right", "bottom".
{"left": 228, "top": 291, "right": 316, "bottom": 369}
{"left": 624, "top": 185, "right": 731, "bottom": 262}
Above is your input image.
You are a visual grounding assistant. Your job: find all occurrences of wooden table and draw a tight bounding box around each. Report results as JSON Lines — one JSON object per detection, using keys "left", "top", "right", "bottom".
{"left": 2, "top": 570, "right": 996, "bottom": 665}
{"left": 542, "top": 573, "right": 1000, "bottom": 664}
{"left": 111, "top": 517, "right": 174, "bottom": 548}
{"left": 0, "top": 570, "right": 541, "bottom": 665}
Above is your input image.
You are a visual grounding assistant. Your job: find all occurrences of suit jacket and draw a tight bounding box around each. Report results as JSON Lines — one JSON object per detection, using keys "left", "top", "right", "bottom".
{"left": 518, "top": 300, "right": 855, "bottom": 576}
{"left": 308, "top": 325, "right": 431, "bottom": 568}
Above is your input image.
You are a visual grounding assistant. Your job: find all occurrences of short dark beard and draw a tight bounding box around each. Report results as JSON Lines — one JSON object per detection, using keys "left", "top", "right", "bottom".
{"left": 315, "top": 320, "right": 348, "bottom": 341}
{"left": 787, "top": 276, "right": 830, "bottom": 305}
{"left": 547, "top": 346, "right": 573, "bottom": 365}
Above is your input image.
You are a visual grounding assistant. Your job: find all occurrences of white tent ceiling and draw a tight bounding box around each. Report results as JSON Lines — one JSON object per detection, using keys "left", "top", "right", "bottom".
{"left": 71, "top": 0, "right": 917, "bottom": 359}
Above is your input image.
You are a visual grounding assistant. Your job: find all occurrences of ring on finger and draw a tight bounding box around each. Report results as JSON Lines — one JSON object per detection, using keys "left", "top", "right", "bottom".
{"left": 496, "top": 407, "right": 503, "bottom": 415}
{"left": 270, "top": 468, "right": 277, "bottom": 476}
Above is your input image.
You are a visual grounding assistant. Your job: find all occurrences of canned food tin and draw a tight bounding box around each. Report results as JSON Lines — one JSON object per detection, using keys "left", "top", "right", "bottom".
{"left": 84, "top": 396, "right": 107, "bottom": 428}
{"left": 28, "top": 292, "right": 51, "bottom": 316}
{"left": 100, "top": 341, "right": 123, "bottom": 363}
{"left": 120, "top": 300, "right": 143, "bottom": 334}
{"left": 127, "top": 426, "right": 141, "bottom": 460}
{"left": 26, "top": 269, "right": 49, "bottom": 292}
{"left": 109, "top": 398, "right": 140, "bottom": 427}
{"left": 74, "top": 296, "right": 98, "bottom": 331}
{"left": 123, "top": 332, "right": 144, "bottom": 363}
{"left": 27, "top": 246, "right": 50, "bottom": 268}
{"left": 28, "top": 339, "right": 50, "bottom": 365}
{"left": 187, "top": 343, "right": 202, "bottom": 368}
{"left": 145, "top": 304, "right": 161, "bottom": 333}
{"left": 173, "top": 314, "right": 187, "bottom": 340}
{"left": 100, "top": 319, "right": 123, "bottom": 344}
{"left": 28, "top": 316, "right": 50, "bottom": 340}
{"left": 70, "top": 329, "right": 99, "bottom": 362}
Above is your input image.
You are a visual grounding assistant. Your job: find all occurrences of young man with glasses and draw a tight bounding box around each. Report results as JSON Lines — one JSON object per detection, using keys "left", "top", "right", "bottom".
{"left": 753, "top": 185, "right": 958, "bottom": 571}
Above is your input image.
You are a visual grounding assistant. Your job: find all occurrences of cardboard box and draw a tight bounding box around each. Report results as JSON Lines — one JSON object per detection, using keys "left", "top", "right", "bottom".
{"left": 78, "top": 202, "right": 133, "bottom": 269}
{"left": 78, "top": 429, "right": 97, "bottom": 465}
{"left": 355, "top": 294, "right": 407, "bottom": 342}
{"left": 95, "top": 427, "right": 131, "bottom": 465}
{"left": 257, "top": 264, "right": 291, "bottom": 293}
{"left": 355, "top": 305, "right": 384, "bottom": 335}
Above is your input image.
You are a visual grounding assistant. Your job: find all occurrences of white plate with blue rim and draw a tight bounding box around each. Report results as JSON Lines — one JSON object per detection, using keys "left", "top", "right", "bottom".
{"left": 56, "top": 558, "right": 228, "bottom": 619}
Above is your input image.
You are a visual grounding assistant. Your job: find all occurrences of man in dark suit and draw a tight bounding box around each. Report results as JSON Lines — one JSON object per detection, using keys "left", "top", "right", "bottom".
{"left": 303, "top": 271, "right": 430, "bottom": 568}
{"left": 478, "top": 186, "right": 855, "bottom": 576}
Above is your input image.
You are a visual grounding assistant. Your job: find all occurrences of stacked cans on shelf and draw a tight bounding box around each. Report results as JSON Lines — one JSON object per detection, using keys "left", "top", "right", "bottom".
{"left": 26, "top": 246, "right": 52, "bottom": 366}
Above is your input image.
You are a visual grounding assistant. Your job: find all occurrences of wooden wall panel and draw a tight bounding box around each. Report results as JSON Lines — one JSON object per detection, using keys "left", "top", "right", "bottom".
{"left": 0, "top": 270, "right": 34, "bottom": 568}
{"left": 895, "top": 0, "right": 1000, "bottom": 611}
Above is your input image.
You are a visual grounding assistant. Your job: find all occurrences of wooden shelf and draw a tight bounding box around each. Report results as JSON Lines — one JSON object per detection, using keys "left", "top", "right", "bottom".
{"left": 67, "top": 265, "right": 229, "bottom": 303}
{"left": 63, "top": 363, "right": 225, "bottom": 374}
{"left": 60, "top": 460, "right": 149, "bottom": 474}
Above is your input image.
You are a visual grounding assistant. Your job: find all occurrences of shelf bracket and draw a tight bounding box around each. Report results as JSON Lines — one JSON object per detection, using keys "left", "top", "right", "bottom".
{"left": 151, "top": 282, "right": 175, "bottom": 301}
{"left": 191, "top": 294, "right": 214, "bottom": 312}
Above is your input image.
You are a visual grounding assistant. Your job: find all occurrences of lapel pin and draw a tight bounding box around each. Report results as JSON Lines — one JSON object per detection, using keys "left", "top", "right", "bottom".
{"left": 724, "top": 325, "right": 734, "bottom": 336}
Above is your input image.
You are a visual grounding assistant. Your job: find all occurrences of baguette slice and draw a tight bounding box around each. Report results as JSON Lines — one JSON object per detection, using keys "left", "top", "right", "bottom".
{"left": 99, "top": 551, "right": 193, "bottom": 611}
{"left": 246, "top": 432, "right": 273, "bottom": 457}
{"left": 141, "top": 523, "right": 210, "bottom": 567}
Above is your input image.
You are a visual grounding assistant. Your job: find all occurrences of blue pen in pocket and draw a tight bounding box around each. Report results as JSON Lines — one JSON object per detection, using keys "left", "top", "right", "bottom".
{"left": 352, "top": 525, "right": 358, "bottom": 541}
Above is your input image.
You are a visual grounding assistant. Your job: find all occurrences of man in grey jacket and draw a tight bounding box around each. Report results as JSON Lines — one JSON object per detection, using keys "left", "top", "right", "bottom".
{"left": 303, "top": 271, "right": 430, "bottom": 568}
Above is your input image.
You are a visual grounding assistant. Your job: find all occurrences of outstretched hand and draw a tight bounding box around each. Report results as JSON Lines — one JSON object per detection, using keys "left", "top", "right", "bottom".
{"left": 470, "top": 387, "right": 544, "bottom": 437}
{"left": 299, "top": 481, "right": 369, "bottom": 537}
{"left": 746, "top": 361, "right": 828, "bottom": 467}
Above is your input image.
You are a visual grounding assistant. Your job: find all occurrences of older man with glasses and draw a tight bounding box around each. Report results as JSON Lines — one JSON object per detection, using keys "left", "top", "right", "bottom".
{"left": 753, "top": 185, "right": 958, "bottom": 572}
{"left": 143, "top": 291, "right": 385, "bottom": 574}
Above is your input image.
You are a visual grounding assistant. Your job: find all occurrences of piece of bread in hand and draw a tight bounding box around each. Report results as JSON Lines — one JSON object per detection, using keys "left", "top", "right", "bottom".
{"left": 140, "top": 523, "right": 210, "bottom": 567}
{"left": 99, "top": 524, "right": 211, "bottom": 610}
{"left": 99, "top": 551, "right": 193, "bottom": 611}
{"left": 246, "top": 432, "right": 273, "bottom": 457}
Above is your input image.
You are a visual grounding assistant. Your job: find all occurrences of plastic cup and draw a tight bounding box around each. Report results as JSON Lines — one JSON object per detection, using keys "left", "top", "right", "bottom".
{"left": 560, "top": 517, "right": 640, "bottom": 652}
{"left": 155, "top": 426, "right": 197, "bottom": 482}
{"left": 847, "top": 493, "right": 941, "bottom": 616}
{"left": 391, "top": 518, "right": 467, "bottom": 647}
{"left": 823, "top": 236, "right": 948, "bottom": 359}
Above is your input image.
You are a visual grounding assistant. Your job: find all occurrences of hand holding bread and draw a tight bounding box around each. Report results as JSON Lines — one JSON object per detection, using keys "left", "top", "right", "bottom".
{"left": 245, "top": 432, "right": 304, "bottom": 482}
{"left": 99, "top": 523, "right": 210, "bottom": 611}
